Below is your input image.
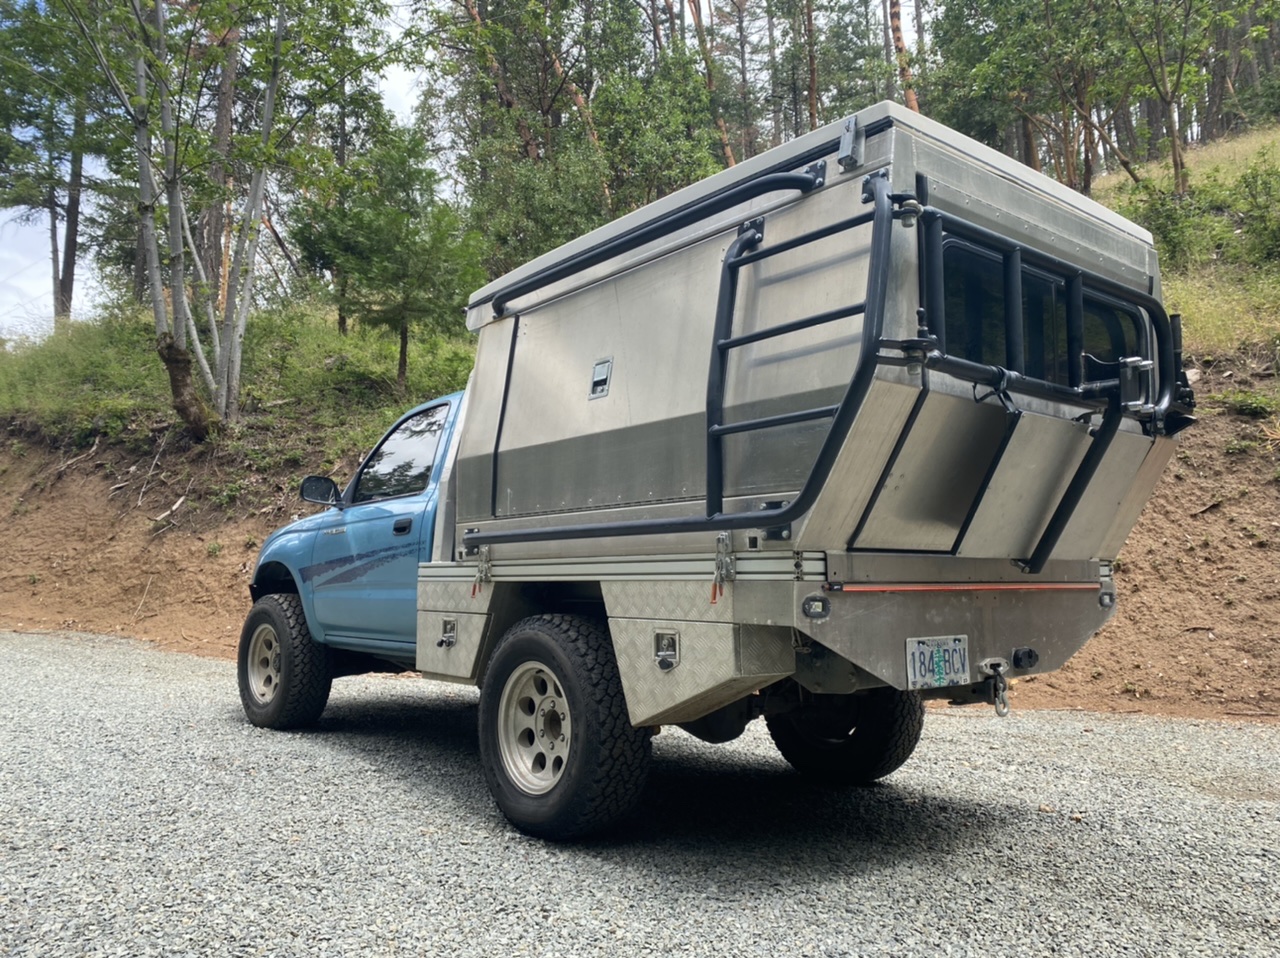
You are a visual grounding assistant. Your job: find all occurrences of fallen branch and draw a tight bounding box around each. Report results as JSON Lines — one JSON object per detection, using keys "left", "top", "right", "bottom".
{"left": 133, "top": 575, "right": 154, "bottom": 619}
{"left": 1191, "top": 500, "right": 1221, "bottom": 516}
{"left": 57, "top": 436, "right": 100, "bottom": 474}
{"left": 137, "top": 433, "right": 169, "bottom": 507}
{"left": 150, "top": 495, "right": 186, "bottom": 523}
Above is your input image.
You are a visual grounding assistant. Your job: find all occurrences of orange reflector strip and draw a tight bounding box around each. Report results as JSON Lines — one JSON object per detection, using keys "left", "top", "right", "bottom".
{"left": 827, "top": 582, "right": 1099, "bottom": 594}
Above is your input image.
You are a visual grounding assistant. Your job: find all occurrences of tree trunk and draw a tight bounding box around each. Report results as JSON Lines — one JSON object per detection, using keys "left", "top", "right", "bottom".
{"left": 398, "top": 319, "right": 409, "bottom": 388}
{"left": 157, "top": 333, "right": 211, "bottom": 441}
{"left": 1020, "top": 114, "right": 1040, "bottom": 172}
{"left": 47, "top": 185, "right": 63, "bottom": 334}
{"left": 765, "top": 0, "right": 781, "bottom": 147}
{"left": 735, "top": 0, "right": 751, "bottom": 157}
{"left": 200, "top": 32, "right": 236, "bottom": 310}
{"left": 804, "top": 0, "right": 818, "bottom": 129}
{"left": 688, "top": 0, "right": 737, "bottom": 165}
{"left": 888, "top": 0, "right": 918, "bottom": 112}
{"left": 463, "top": 0, "right": 541, "bottom": 161}
{"left": 881, "top": 0, "right": 895, "bottom": 99}
{"left": 55, "top": 103, "right": 85, "bottom": 328}
{"left": 225, "top": 3, "right": 286, "bottom": 421}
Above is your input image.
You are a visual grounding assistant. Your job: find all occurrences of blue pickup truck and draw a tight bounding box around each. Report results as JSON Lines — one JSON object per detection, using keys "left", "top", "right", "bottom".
{"left": 236, "top": 103, "right": 1193, "bottom": 840}
{"left": 238, "top": 393, "right": 462, "bottom": 729}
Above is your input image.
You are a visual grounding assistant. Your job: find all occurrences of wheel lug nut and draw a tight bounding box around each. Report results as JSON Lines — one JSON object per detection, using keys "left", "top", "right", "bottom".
{"left": 549, "top": 700, "right": 556, "bottom": 709}
{"left": 548, "top": 742, "right": 555, "bottom": 751}
{"left": 559, "top": 734, "right": 565, "bottom": 742}
{"left": 539, "top": 729, "right": 545, "bottom": 737}
{"left": 559, "top": 712, "right": 566, "bottom": 721}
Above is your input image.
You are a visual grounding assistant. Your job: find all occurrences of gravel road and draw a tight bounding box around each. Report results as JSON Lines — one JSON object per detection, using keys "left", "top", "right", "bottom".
{"left": 1, "top": 630, "right": 1277, "bottom": 958}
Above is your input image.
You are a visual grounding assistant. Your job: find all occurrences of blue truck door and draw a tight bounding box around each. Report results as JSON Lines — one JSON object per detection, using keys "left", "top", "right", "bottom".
{"left": 307, "top": 401, "right": 451, "bottom": 654}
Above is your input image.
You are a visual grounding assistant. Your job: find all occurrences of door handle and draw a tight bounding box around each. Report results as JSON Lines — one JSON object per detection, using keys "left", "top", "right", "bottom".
{"left": 393, "top": 517, "right": 413, "bottom": 535}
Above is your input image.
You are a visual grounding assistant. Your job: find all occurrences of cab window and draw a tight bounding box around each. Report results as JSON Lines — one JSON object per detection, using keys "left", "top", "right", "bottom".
{"left": 352, "top": 404, "right": 449, "bottom": 503}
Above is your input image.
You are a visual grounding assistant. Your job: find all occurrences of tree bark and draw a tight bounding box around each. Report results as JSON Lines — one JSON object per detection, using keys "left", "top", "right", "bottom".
{"left": 55, "top": 103, "right": 85, "bottom": 327}
{"left": 200, "top": 30, "right": 236, "bottom": 314}
{"left": 888, "top": 0, "right": 918, "bottom": 112}
{"left": 765, "top": 0, "right": 781, "bottom": 147}
{"left": 462, "top": 0, "right": 541, "bottom": 161}
{"left": 47, "top": 185, "right": 63, "bottom": 334}
{"left": 1020, "top": 115, "right": 1040, "bottom": 172}
{"left": 804, "top": 0, "right": 818, "bottom": 129}
{"left": 688, "top": 0, "right": 737, "bottom": 164}
{"left": 223, "top": 0, "right": 286, "bottom": 421}
{"left": 398, "top": 319, "right": 408, "bottom": 388}
{"left": 157, "top": 332, "right": 210, "bottom": 441}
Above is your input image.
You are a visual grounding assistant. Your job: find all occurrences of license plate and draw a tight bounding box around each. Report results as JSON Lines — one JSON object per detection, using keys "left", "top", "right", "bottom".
{"left": 905, "top": 635, "right": 970, "bottom": 690}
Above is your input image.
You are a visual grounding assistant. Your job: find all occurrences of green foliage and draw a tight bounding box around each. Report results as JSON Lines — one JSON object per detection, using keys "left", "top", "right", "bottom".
{"left": 0, "top": 299, "right": 475, "bottom": 463}
{"left": 292, "top": 123, "right": 484, "bottom": 381}
{"left": 1218, "top": 389, "right": 1280, "bottom": 419}
{"left": 0, "top": 306, "right": 169, "bottom": 445}
{"left": 1117, "top": 146, "right": 1280, "bottom": 271}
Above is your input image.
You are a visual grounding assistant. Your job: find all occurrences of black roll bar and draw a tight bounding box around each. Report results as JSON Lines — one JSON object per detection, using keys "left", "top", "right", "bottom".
{"left": 489, "top": 170, "right": 825, "bottom": 318}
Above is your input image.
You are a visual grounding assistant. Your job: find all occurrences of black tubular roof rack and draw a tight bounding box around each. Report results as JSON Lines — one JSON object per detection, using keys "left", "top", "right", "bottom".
{"left": 462, "top": 171, "right": 900, "bottom": 548}
{"left": 488, "top": 169, "right": 827, "bottom": 318}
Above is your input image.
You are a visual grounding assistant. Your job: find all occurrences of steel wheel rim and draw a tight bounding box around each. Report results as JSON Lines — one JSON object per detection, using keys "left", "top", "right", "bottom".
{"left": 497, "top": 661, "right": 572, "bottom": 795}
{"left": 247, "top": 623, "right": 282, "bottom": 706}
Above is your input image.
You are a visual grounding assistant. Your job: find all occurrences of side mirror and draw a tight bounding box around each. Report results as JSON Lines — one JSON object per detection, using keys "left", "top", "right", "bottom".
{"left": 299, "top": 475, "right": 342, "bottom": 507}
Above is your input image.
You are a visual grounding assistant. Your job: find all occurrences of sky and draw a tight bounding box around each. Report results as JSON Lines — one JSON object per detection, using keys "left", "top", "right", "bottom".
{"left": 0, "top": 215, "right": 58, "bottom": 342}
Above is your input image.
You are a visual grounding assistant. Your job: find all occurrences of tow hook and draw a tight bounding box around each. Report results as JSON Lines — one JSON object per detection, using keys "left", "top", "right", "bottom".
{"left": 978, "top": 658, "right": 1011, "bottom": 717}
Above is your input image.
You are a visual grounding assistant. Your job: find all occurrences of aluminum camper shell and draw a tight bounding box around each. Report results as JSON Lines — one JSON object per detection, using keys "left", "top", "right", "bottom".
{"left": 409, "top": 101, "right": 1192, "bottom": 837}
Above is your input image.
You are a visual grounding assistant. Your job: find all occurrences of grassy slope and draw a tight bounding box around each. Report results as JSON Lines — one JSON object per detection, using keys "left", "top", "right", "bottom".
{"left": 0, "top": 301, "right": 475, "bottom": 508}
{"left": 1093, "top": 126, "right": 1280, "bottom": 357}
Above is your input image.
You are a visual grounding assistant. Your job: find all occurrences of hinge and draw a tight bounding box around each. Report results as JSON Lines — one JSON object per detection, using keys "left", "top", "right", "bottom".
{"left": 837, "top": 117, "right": 860, "bottom": 172}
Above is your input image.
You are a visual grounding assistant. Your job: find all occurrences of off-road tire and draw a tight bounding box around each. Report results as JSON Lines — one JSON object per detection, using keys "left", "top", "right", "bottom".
{"left": 237, "top": 594, "right": 332, "bottom": 730}
{"left": 766, "top": 687, "right": 924, "bottom": 785}
{"left": 478, "top": 614, "right": 651, "bottom": 840}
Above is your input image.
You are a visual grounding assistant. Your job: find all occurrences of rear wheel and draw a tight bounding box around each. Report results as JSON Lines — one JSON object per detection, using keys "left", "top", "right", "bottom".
{"left": 766, "top": 687, "right": 924, "bottom": 784}
{"left": 478, "top": 614, "right": 651, "bottom": 840}
{"left": 237, "top": 594, "right": 332, "bottom": 730}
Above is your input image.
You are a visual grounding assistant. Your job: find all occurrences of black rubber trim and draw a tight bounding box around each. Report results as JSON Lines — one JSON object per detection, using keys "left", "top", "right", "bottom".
{"left": 489, "top": 314, "right": 522, "bottom": 518}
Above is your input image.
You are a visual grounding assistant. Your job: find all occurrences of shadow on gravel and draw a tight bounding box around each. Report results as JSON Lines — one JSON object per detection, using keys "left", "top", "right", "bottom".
{"left": 265, "top": 686, "right": 1022, "bottom": 880}
{"left": 580, "top": 751, "right": 1020, "bottom": 880}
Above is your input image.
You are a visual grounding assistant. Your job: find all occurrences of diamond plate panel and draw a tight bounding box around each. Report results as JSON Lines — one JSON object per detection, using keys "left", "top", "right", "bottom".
{"left": 611, "top": 618, "right": 794, "bottom": 725}
{"left": 416, "top": 611, "right": 490, "bottom": 681}
{"left": 418, "top": 579, "right": 490, "bottom": 614}
{"left": 602, "top": 580, "right": 735, "bottom": 623}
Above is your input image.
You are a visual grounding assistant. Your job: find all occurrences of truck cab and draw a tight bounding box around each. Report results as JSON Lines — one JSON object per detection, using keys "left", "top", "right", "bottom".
{"left": 241, "top": 393, "right": 463, "bottom": 703}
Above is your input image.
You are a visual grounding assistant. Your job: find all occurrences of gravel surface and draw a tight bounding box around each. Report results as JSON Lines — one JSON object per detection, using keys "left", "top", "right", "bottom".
{"left": 1, "top": 630, "right": 1277, "bottom": 958}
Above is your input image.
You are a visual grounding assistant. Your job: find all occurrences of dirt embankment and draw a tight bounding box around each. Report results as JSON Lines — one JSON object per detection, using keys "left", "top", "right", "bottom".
{"left": 2, "top": 359, "right": 1277, "bottom": 722}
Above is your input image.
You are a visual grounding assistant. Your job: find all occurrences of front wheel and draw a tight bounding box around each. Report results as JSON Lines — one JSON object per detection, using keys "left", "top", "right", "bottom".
{"left": 766, "top": 687, "right": 924, "bottom": 785}
{"left": 478, "top": 614, "right": 651, "bottom": 840}
{"left": 237, "top": 594, "right": 332, "bottom": 730}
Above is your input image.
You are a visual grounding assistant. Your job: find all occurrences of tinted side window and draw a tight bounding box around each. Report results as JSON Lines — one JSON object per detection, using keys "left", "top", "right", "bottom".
{"left": 943, "top": 242, "right": 1143, "bottom": 386}
{"left": 353, "top": 404, "right": 449, "bottom": 503}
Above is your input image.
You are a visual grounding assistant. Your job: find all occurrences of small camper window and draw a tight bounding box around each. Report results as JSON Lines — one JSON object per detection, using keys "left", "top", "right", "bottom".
{"left": 942, "top": 242, "right": 1144, "bottom": 387}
